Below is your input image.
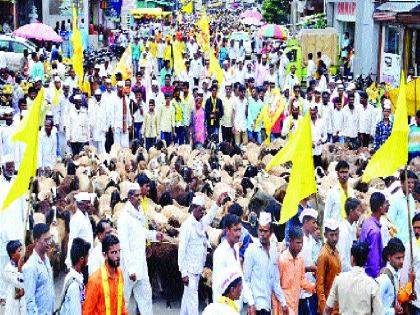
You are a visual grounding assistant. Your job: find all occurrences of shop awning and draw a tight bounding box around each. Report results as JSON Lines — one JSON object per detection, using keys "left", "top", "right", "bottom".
{"left": 375, "top": 1, "right": 420, "bottom": 13}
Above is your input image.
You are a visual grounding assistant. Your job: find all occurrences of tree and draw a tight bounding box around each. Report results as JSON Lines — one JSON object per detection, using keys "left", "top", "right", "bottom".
{"left": 262, "top": 0, "right": 290, "bottom": 25}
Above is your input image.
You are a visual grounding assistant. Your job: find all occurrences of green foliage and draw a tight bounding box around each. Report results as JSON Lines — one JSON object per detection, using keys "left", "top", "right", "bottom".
{"left": 262, "top": 0, "right": 290, "bottom": 25}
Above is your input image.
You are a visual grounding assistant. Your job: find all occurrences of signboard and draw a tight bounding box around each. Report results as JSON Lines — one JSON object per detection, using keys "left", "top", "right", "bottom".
{"left": 336, "top": 2, "right": 356, "bottom": 22}
{"left": 380, "top": 52, "right": 401, "bottom": 87}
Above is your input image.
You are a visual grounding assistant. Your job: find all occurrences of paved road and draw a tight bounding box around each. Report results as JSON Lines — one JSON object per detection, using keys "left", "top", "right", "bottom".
{"left": 0, "top": 271, "right": 182, "bottom": 315}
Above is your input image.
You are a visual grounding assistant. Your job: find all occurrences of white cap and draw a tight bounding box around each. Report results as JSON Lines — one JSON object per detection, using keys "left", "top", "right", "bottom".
{"left": 192, "top": 196, "right": 205, "bottom": 207}
{"left": 197, "top": 88, "right": 204, "bottom": 95}
{"left": 105, "top": 78, "right": 112, "bottom": 84}
{"left": 1, "top": 154, "right": 14, "bottom": 165}
{"left": 94, "top": 64, "right": 101, "bottom": 69}
{"left": 223, "top": 60, "right": 229, "bottom": 65}
{"left": 35, "top": 76, "right": 42, "bottom": 82}
{"left": 62, "top": 82, "right": 70, "bottom": 87}
{"left": 324, "top": 218, "right": 339, "bottom": 231}
{"left": 220, "top": 270, "right": 242, "bottom": 295}
{"left": 117, "top": 81, "right": 124, "bottom": 87}
{"left": 262, "top": 54, "right": 267, "bottom": 58}
{"left": 383, "top": 99, "right": 392, "bottom": 110}
{"left": 127, "top": 182, "right": 140, "bottom": 193}
{"left": 258, "top": 212, "right": 272, "bottom": 226}
{"left": 94, "top": 89, "right": 102, "bottom": 96}
{"left": 3, "top": 107, "right": 14, "bottom": 115}
{"left": 314, "top": 87, "right": 322, "bottom": 93}
{"left": 54, "top": 76, "right": 61, "bottom": 83}
{"left": 299, "top": 208, "right": 318, "bottom": 223}
{"left": 74, "top": 94, "right": 82, "bottom": 101}
{"left": 309, "top": 103, "right": 318, "bottom": 110}
{"left": 75, "top": 192, "right": 92, "bottom": 202}
{"left": 337, "top": 84, "right": 344, "bottom": 89}
{"left": 328, "top": 78, "right": 335, "bottom": 84}
{"left": 152, "top": 80, "right": 158, "bottom": 86}
{"left": 347, "top": 82, "right": 356, "bottom": 90}
{"left": 46, "top": 110, "right": 53, "bottom": 117}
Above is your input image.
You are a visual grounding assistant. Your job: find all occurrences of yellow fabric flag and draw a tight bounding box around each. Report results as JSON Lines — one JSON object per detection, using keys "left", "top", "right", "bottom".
{"left": 111, "top": 45, "right": 133, "bottom": 85}
{"left": 389, "top": 78, "right": 420, "bottom": 116}
{"left": 255, "top": 92, "right": 286, "bottom": 144}
{"left": 196, "top": 13, "right": 210, "bottom": 52}
{"left": 267, "top": 113, "right": 316, "bottom": 223}
{"left": 181, "top": 1, "right": 193, "bottom": 14}
{"left": 209, "top": 50, "right": 224, "bottom": 84}
{"left": 2, "top": 89, "right": 44, "bottom": 210}
{"left": 71, "top": 6, "right": 84, "bottom": 90}
{"left": 362, "top": 75, "right": 408, "bottom": 183}
{"left": 173, "top": 41, "right": 186, "bottom": 76}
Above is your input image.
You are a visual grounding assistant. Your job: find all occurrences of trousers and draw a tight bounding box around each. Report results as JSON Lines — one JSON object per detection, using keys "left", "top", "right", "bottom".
{"left": 90, "top": 140, "right": 105, "bottom": 154}
{"left": 180, "top": 273, "right": 200, "bottom": 315}
{"left": 123, "top": 274, "right": 153, "bottom": 315}
{"left": 114, "top": 129, "right": 130, "bottom": 148}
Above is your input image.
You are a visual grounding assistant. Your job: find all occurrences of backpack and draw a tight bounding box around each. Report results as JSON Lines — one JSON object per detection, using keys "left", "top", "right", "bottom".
{"left": 380, "top": 267, "right": 396, "bottom": 307}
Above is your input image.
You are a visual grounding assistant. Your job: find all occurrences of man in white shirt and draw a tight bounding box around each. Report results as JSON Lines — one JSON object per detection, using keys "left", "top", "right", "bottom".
{"left": 58, "top": 238, "right": 90, "bottom": 314}
{"left": 113, "top": 81, "right": 132, "bottom": 148}
{"left": 357, "top": 91, "right": 375, "bottom": 148}
{"left": 342, "top": 91, "right": 359, "bottom": 149}
{"left": 38, "top": 119, "right": 57, "bottom": 170}
{"left": 147, "top": 80, "right": 165, "bottom": 110}
{"left": 88, "top": 89, "right": 108, "bottom": 154}
{"left": 88, "top": 219, "right": 112, "bottom": 276}
{"left": 309, "top": 104, "right": 327, "bottom": 168}
{"left": 118, "top": 182, "right": 164, "bottom": 315}
{"left": 221, "top": 83, "right": 235, "bottom": 143}
{"left": 53, "top": 83, "right": 71, "bottom": 157}
{"left": 65, "top": 193, "right": 94, "bottom": 272}
{"left": 190, "top": 53, "right": 203, "bottom": 87}
{"left": 65, "top": 68, "right": 79, "bottom": 94}
{"left": 284, "top": 65, "right": 300, "bottom": 91}
{"left": 323, "top": 160, "right": 355, "bottom": 228}
{"left": 299, "top": 208, "right": 319, "bottom": 314}
{"left": 178, "top": 193, "right": 227, "bottom": 315}
{"left": 307, "top": 53, "right": 317, "bottom": 83}
{"left": 244, "top": 212, "right": 288, "bottom": 315}
{"left": 213, "top": 214, "right": 256, "bottom": 313}
{"left": 233, "top": 85, "right": 248, "bottom": 146}
{"left": 66, "top": 94, "right": 89, "bottom": 156}
{"left": 337, "top": 198, "right": 362, "bottom": 272}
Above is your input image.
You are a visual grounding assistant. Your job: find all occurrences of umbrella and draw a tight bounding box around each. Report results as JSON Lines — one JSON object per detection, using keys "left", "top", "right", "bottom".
{"left": 13, "top": 22, "right": 63, "bottom": 42}
{"left": 241, "top": 17, "right": 263, "bottom": 26}
{"left": 240, "top": 9, "right": 262, "bottom": 20}
{"left": 230, "top": 31, "right": 250, "bottom": 42}
{"left": 258, "top": 24, "right": 288, "bottom": 40}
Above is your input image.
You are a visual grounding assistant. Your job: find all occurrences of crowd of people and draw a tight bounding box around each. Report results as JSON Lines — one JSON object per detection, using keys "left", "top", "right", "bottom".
{"left": 0, "top": 8, "right": 420, "bottom": 315}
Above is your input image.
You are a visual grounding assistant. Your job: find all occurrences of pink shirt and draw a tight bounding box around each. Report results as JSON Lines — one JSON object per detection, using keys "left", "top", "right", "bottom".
{"left": 192, "top": 108, "right": 205, "bottom": 144}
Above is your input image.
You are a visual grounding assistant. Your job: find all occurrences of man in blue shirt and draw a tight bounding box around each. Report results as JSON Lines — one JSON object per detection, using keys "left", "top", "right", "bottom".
{"left": 23, "top": 223, "right": 55, "bottom": 314}
{"left": 132, "top": 37, "right": 141, "bottom": 76}
{"left": 374, "top": 101, "right": 393, "bottom": 151}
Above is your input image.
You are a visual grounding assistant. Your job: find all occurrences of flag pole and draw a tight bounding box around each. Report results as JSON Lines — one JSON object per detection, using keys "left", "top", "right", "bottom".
{"left": 22, "top": 177, "right": 34, "bottom": 253}
{"left": 404, "top": 166, "right": 414, "bottom": 270}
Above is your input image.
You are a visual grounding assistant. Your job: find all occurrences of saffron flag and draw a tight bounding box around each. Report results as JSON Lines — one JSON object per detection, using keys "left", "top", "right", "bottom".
{"left": 362, "top": 75, "right": 408, "bottom": 183}
{"left": 182, "top": 0, "right": 193, "bottom": 14}
{"left": 112, "top": 44, "right": 133, "bottom": 85}
{"left": 389, "top": 77, "right": 420, "bottom": 116}
{"left": 266, "top": 113, "right": 316, "bottom": 223}
{"left": 255, "top": 90, "right": 285, "bottom": 144}
{"left": 209, "top": 50, "right": 224, "bottom": 84}
{"left": 2, "top": 89, "right": 44, "bottom": 210}
{"left": 71, "top": 6, "right": 84, "bottom": 89}
{"left": 196, "top": 12, "right": 210, "bottom": 52}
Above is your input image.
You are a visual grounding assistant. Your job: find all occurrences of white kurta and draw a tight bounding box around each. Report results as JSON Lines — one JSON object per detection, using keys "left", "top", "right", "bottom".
{"left": 38, "top": 129, "right": 57, "bottom": 169}
{"left": 118, "top": 201, "right": 157, "bottom": 315}
{"left": 88, "top": 98, "right": 108, "bottom": 145}
{"left": 66, "top": 107, "right": 89, "bottom": 143}
{"left": 65, "top": 209, "right": 93, "bottom": 269}
{"left": 202, "top": 302, "right": 239, "bottom": 315}
{"left": 3, "top": 261, "right": 26, "bottom": 315}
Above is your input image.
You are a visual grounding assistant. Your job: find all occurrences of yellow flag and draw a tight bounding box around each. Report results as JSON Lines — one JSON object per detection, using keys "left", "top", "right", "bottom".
{"left": 112, "top": 45, "right": 133, "bottom": 85}
{"left": 256, "top": 92, "right": 286, "bottom": 144}
{"left": 173, "top": 41, "right": 186, "bottom": 76}
{"left": 362, "top": 75, "right": 408, "bottom": 183}
{"left": 2, "top": 89, "right": 44, "bottom": 210}
{"left": 196, "top": 13, "right": 210, "bottom": 52}
{"left": 389, "top": 78, "right": 420, "bottom": 116}
{"left": 181, "top": 0, "right": 193, "bottom": 14}
{"left": 268, "top": 113, "right": 316, "bottom": 223}
{"left": 209, "top": 50, "right": 224, "bottom": 84}
{"left": 71, "top": 6, "right": 84, "bottom": 90}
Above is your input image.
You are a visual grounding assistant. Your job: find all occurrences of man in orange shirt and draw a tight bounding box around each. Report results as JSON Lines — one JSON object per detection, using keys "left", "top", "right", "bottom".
{"left": 83, "top": 235, "right": 129, "bottom": 315}
{"left": 316, "top": 219, "right": 341, "bottom": 314}
{"left": 272, "top": 226, "right": 315, "bottom": 315}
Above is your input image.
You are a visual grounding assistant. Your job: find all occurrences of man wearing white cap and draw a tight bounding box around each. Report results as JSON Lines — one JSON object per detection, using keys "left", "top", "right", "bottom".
{"left": 118, "top": 182, "right": 164, "bottom": 315}
{"left": 66, "top": 94, "right": 89, "bottom": 156}
{"left": 309, "top": 103, "right": 327, "bottom": 168}
{"left": 374, "top": 99, "right": 393, "bottom": 151}
{"left": 243, "top": 212, "right": 288, "bottom": 315}
{"left": 65, "top": 67, "right": 79, "bottom": 94}
{"left": 65, "top": 192, "right": 94, "bottom": 271}
{"left": 147, "top": 80, "right": 165, "bottom": 110}
{"left": 112, "top": 81, "right": 132, "bottom": 148}
{"left": 316, "top": 218, "right": 341, "bottom": 314}
{"left": 88, "top": 89, "right": 108, "bottom": 154}
{"left": 277, "top": 50, "right": 289, "bottom": 88}
{"left": 54, "top": 82, "right": 71, "bottom": 157}
{"left": 255, "top": 54, "right": 269, "bottom": 88}
{"left": 220, "top": 82, "right": 235, "bottom": 143}
{"left": 38, "top": 118, "right": 58, "bottom": 170}
{"left": 298, "top": 208, "right": 319, "bottom": 314}
{"left": 0, "top": 155, "right": 25, "bottom": 304}
{"left": 178, "top": 192, "right": 228, "bottom": 315}
{"left": 0, "top": 107, "right": 16, "bottom": 159}
{"left": 45, "top": 76, "right": 62, "bottom": 108}
{"left": 342, "top": 91, "right": 359, "bottom": 150}
{"left": 203, "top": 270, "right": 243, "bottom": 315}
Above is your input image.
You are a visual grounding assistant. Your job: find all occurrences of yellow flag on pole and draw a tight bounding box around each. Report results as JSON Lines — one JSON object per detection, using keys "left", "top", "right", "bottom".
{"left": 266, "top": 113, "right": 316, "bottom": 223}
{"left": 362, "top": 75, "right": 408, "bottom": 183}
{"left": 173, "top": 41, "right": 186, "bottom": 76}
{"left": 209, "top": 50, "right": 224, "bottom": 84}
{"left": 71, "top": 6, "right": 84, "bottom": 90}
{"left": 112, "top": 45, "right": 133, "bottom": 85}
{"left": 181, "top": 0, "right": 193, "bottom": 14}
{"left": 2, "top": 89, "right": 44, "bottom": 210}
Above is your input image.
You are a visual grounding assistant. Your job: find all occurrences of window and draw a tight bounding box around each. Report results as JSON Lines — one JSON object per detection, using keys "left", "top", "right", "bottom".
{"left": 0, "top": 39, "right": 9, "bottom": 51}
{"left": 11, "top": 41, "right": 27, "bottom": 53}
{"left": 384, "top": 26, "right": 400, "bottom": 55}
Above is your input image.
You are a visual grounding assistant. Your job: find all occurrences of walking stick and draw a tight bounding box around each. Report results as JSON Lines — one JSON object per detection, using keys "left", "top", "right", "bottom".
{"left": 22, "top": 177, "right": 34, "bottom": 253}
